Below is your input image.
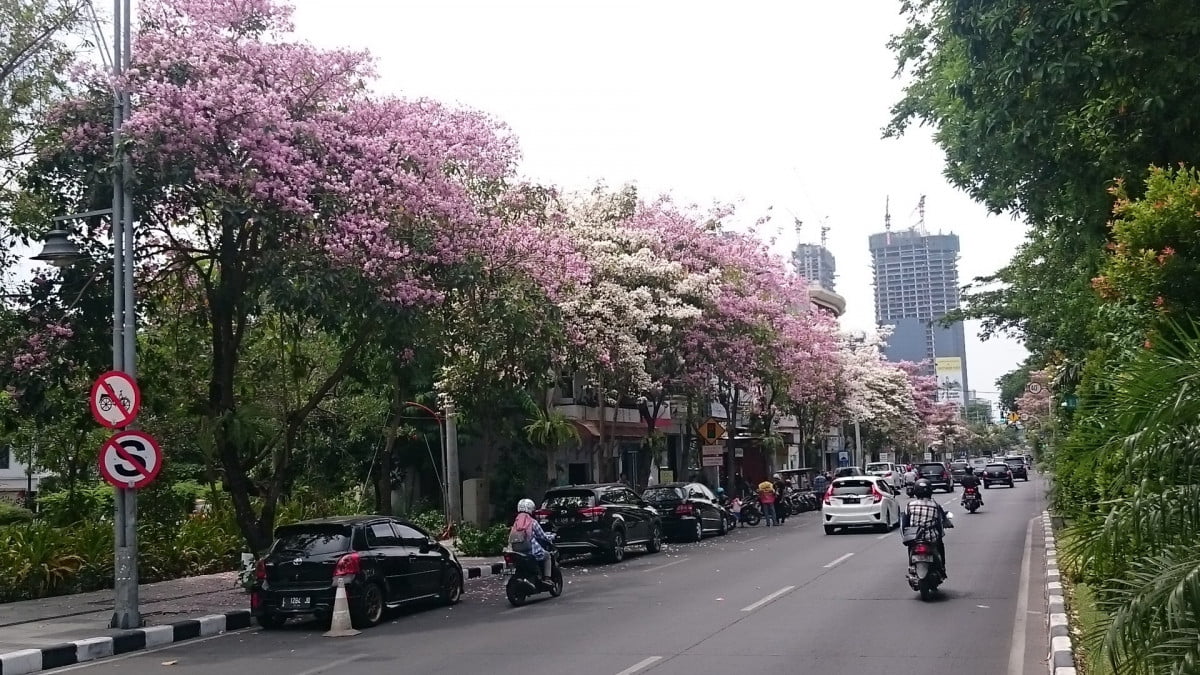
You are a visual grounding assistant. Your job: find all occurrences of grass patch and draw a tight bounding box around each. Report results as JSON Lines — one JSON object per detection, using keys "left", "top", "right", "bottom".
{"left": 1066, "top": 580, "right": 1114, "bottom": 675}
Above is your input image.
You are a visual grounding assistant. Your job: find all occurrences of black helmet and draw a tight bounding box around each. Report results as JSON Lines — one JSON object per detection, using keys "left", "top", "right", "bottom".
{"left": 912, "top": 479, "right": 933, "bottom": 499}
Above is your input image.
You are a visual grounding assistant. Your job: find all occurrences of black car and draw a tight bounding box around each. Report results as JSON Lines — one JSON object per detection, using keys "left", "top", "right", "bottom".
{"left": 949, "top": 461, "right": 972, "bottom": 484}
{"left": 536, "top": 484, "right": 662, "bottom": 563}
{"left": 1004, "top": 456, "right": 1030, "bottom": 481}
{"left": 834, "top": 467, "right": 865, "bottom": 478}
{"left": 641, "top": 482, "right": 728, "bottom": 542}
{"left": 252, "top": 516, "right": 463, "bottom": 630}
{"left": 915, "top": 462, "right": 954, "bottom": 492}
{"left": 982, "top": 462, "right": 1015, "bottom": 488}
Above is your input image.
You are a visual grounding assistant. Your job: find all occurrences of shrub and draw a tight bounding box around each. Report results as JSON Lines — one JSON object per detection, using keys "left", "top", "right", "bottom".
{"left": 455, "top": 522, "right": 509, "bottom": 557}
{"left": 408, "top": 510, "right": 446, "bottom": 537}
{"left": 0, "top": 502, "right": 34, "bottom": 525}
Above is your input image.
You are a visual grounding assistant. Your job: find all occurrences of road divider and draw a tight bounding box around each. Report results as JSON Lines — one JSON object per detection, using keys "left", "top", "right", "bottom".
{"left": 740, "top": 585, "right": 796, "bottom": 612}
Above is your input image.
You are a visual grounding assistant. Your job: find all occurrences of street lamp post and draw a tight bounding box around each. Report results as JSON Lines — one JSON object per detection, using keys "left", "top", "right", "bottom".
{"left": 30, "top": 0, "right": 139, "bottom": 630}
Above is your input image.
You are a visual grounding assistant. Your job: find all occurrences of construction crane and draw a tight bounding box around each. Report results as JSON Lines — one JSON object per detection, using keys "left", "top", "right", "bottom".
{"left": 884, "top": 196, "right": 892, "bottom": 244}
{"left": 912, "top": 194, "right": 927, "bottom": 234}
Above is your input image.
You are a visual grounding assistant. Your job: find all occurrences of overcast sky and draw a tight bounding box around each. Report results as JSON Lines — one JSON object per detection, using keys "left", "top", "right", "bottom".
{"left": 286, "top": 0, "right": 1029, "bottom": 397}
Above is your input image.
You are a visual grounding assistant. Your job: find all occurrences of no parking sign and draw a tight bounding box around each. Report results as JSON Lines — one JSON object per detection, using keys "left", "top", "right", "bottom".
{"left": 97, "top": 430, "right": 163, "bottom": 489}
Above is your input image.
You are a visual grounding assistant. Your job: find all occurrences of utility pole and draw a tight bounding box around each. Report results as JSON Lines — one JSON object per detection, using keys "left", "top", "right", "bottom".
{"left": 444, "top": 402, "right": 460, "bottom": 523}
{"left": 853, "top": 418, "right": 863, "bottom": 468}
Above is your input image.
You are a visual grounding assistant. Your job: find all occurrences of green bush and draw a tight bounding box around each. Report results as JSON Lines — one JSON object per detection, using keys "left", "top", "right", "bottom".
{"left": 37, "top": 484, "right": 113, "bottom": 526}
{"left": 0, "top": 502, "right": 35, "bottom": 525}
{"left": 455, "top": 522, "right": 509, "bottom": 557}
{"left": 408, "top": 510, "right": 446, "bottom": 537}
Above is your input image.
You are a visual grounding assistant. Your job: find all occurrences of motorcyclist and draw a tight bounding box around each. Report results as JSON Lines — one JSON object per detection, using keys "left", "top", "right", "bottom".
{"left": 772, "top": 473, "right": 789, "bottom": 523}
{"left": 902, "top": 479, "right": 951, "bottom": 577}
{"left": 959, "top": 467, "right": 983, "bottom": 506}
{"left": 509, "top": 498, "right": 554, "bottom": 579}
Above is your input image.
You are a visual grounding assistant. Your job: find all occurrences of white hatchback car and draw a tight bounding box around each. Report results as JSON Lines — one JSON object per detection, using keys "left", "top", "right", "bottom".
{"left": 865, "top": 462, "right": 902, "bottom": 490}
{"left": 822, "top": 475, "right": 902, "bottom": 535}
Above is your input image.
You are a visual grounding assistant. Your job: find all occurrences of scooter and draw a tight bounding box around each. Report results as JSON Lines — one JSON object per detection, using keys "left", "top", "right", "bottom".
{"left": 961, "top": 486, "right": 982, "bottom": 513}
{"left": 904, "top": 512, "right": 954, "bottom": 601}
{"left": 503, "top": 537, "right": 563, "bottom": 607}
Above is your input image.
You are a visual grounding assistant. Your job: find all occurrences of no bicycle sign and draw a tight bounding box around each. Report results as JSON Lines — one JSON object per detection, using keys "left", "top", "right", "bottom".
{"left": 89, "top": 370, "right": 141, "bottom": 429}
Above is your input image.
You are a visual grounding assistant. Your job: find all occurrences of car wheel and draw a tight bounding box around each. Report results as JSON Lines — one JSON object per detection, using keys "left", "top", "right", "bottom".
{"left": 1009, "top": 480, "right": 1014, "bottom": 488}
{"left": 691, "top": 519, "right": 703, "bottom": 542}
{"left": 257, "top": 613, "right": 286, "bottom": 630}
{"left": 439, "top": 567, "right": 462, "bottom": 605}
{"left": 717, "top": 514, "right": 728, "bottom": 536}
{"left": 824, "top": 525, "right": 835, "bottom": 535}
{"left": 645, "top": 524, "right": 662, "bottom": 553}
{"left": 607, "top": 529, "right": 626, "bottom": 563}
{"left": 350, "top": 582, "right": 385, "bottom": 629}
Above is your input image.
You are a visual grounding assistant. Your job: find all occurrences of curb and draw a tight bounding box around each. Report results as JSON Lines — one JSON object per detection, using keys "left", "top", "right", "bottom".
{"left": 1043, "top": 510, "right": 1077, "bottom": 675}
{"left": 0, "top": 610, "right": 253, "bottom": 675}
{"left": 0, "top": 563, "right": 504, "bottom": 675}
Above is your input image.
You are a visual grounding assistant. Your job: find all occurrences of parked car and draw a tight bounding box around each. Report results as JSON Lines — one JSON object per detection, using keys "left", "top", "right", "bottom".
{"left": 252, "top": 516, "right": 464, "bottom": 630}
{"left": 1004, "top": 455, "right": 1030, "bottom": 481}
{"left": 822, "top": 475, "right": 902, "bottom": 534}
{"left": 982, "top": 462, "right": 1015, "bottom": 488}
{"left": 913, "top": 462, "right": 954, "bottom": 492}
{"left": 536, "top": 484, "right": 662, "bottom": 563}
{"left": 950, "top": 460, "right": 972, "bottom": 484}
{"left": 865, "top": 462, "right": 902, "bottom": 491}
{"left": 640, "top": 482, "right": 728, "bottom": 541}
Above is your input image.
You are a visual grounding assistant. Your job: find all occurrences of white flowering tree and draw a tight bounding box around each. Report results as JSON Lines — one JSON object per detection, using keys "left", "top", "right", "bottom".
{"left": 839, "top": 329, "right": 921, "bottom": 458}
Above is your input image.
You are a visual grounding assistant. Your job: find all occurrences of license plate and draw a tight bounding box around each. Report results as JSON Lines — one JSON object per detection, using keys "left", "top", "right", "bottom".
{"left": 282, "top": 595, "right": 310, "bottom": 608}
{"left": 842, "top": 498, "right": 859, "bottom": 504}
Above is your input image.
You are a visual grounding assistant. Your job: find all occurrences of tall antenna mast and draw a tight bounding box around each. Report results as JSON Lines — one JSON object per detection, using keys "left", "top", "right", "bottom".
{"left": 820, "top": 219, "right": 829, "bottom": 247}
{"left": 915, "top": 194, "right": 927, "bottom": 235}
{"left": 884, "top": 196, "right": 892, "bottom": 245}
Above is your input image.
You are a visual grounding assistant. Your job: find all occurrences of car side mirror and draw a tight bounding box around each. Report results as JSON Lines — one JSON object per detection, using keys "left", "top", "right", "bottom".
{"left": 420, "top": 539, "right": 433, "bottom": 554}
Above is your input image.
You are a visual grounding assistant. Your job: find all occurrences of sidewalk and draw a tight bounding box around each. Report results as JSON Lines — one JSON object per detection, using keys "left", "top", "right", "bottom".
{"left": 0, "top": 553, "right": 504, "bottom": 672}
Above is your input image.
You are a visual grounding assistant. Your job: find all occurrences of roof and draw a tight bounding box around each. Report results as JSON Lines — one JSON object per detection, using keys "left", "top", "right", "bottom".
{"left": 546, "top": 483, "right": 625, "bottom": 491}
{"left": 282, "top": 515, "right": 385, "bottom": 527}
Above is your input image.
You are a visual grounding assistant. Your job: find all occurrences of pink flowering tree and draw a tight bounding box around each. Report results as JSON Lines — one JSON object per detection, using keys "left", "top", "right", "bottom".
{"left": 33, "top": 0, "right": 546, "bottom": 551}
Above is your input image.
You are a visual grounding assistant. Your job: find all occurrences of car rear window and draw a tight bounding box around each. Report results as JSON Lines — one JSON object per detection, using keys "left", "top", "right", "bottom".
{"left": 866, "top": 463, "right": 890, "bottom": 472}
{"left": 1005, "top": 457, "right": 1026, "bottom": 465}
{"left": 272, "top": 526, "right": 351, "bottom": 556}
{"left": 986, "top": 464, "right": 1010, "bottom": 471}
{"left": 544, "top": 491, "right": 597, "bottom": 509}
{"left": 642, "top": 487, "right": 684, "bottom": 502}
{"left": 832, "top": 480, "right": 875, "bottom": 496}
{"left": 918, "top": 464, "right": 946, "bottom": 473}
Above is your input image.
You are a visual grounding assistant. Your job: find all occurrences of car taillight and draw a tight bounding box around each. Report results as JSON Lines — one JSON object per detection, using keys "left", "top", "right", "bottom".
{"left": 823, "top": 486, "right": 833, "bottom": 505}
{"left": 942, "top": 472, "right": 949, "bottom": 480}
{"left": 255, "top": 558, "right": 266, "bottom": 581}
{"left": 333, "top": 552, "right": 360, "bottom": 577}
{"left": 534, "top": 509, "right": 552, "bottom": 521}
{"left": 884, "top": 472, "right": 893, "bottom": 477}
{"left": 675, "top": 504, "right": 694, "bottom": 515}
{"left": 578, "top": 506, "right": 605, "bottom": 519}
{"left": 914, "top": 543, "right": 930, "bottom": 555}
{"left": 503, "top": 552, "right": 516, "bottom": 566}
{"left": 871, "top": 484, "right": 884, "bottom": 503}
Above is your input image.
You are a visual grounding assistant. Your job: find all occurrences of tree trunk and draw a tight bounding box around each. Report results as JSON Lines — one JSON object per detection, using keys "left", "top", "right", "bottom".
{"left": 723, "top": 386, "right": 739, "bottom": 492}
{"left": 377, "top": 372, "right": 403, "bottom": 515}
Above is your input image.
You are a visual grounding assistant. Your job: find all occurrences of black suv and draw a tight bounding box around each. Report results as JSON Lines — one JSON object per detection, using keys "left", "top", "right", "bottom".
{"left": 641, "top": 482, "right": 728, "bottom": 542}
{"left": 915, "top": 462, "right": 954, "bottom": 492}
{"left": 1004, "top": 455, "right": 1030, "bottom": 481}
{"left": 537, "top": 484, "right": 662, "bottom": 562}
{"left": 252, "top": 516, "right": 464, "bottom": 629}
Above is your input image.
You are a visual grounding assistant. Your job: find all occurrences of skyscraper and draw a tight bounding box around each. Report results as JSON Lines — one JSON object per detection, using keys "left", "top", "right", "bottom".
{"left": 791, "top": 243, "right": 836, "bottom": 291}
{"left": 869, "top": 227, "right": 969, "bottom": 402}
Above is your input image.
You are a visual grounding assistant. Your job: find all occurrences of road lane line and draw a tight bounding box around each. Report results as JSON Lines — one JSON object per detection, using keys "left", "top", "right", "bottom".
{"left": 615, "top": 656, "right": 663, "bottom": 675}
{"left": 644, "top": 558, "right": 687, "bottom": 573}
{"left": 823, "top": 552, "right": 854, "bottom": 568}
{"left": 295, "top": 655, "right": 366, "bottom": 675}
{"left": 740, "top": 585, "right": 796, "bottom": 612}
{"left": 1007, "top": 516, "right": 1036, "bottom": 675}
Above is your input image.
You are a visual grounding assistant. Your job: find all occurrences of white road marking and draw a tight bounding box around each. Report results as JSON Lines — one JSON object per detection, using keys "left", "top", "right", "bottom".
{"left": 876, "top": 533, "right": 891, "bottom": 540}
{"left": 644, "top": 558, "right": 687, "bottom": 573}
{"left": 616, "top": 656, "right": 663, "bottom": 675}
{"left": 295, "top": 655, "right": 366, "bottom": 675}
{"left": 1007, "top": 517, "right": 1036, "bottom": 675}
{"left": 740, "top": 585, "right": 796, "bottom": 612}
{"left": 823, "top": 552, "right": 854, "bottom": 568}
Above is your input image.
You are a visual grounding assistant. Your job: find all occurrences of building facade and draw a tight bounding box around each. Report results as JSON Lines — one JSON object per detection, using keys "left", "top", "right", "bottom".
{"left": 868, "top": 229, "right": 969, "bottom": 401}
{"left": 791, "top": 243, "right": 836, "bottom": 291}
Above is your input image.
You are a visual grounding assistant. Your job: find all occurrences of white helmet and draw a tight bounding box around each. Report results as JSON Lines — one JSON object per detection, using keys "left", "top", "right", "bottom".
{"left": 517, "top": 498, "right": 536, "bottom": 514}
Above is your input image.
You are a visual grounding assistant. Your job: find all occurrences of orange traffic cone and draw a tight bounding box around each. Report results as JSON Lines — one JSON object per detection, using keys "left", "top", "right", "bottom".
{"left": 323, "top": 576, "right": 360, "bottom": 637}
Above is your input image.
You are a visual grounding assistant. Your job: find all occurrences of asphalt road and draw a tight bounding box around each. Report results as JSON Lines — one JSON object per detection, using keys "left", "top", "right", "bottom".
{"left": 57, "top": 475, "right": 1048, "bottom": 675}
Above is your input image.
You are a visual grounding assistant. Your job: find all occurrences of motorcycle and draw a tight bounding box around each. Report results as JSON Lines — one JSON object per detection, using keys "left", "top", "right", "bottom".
{"left": 961, "top": 486, "right": 982, "bottom": 513}
{"left": 904, "top": 512, "right": 954, "bottom": 601}
{"left": 738, "top": 495, "right": 763, "bottom": 526}
{"left": 503, "top": 535, "right": 563, "bottom": 607}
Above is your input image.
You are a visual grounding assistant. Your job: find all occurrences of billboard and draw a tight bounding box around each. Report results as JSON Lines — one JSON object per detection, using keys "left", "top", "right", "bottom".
{"left": 935, "top": 357, "right": 964, "bottom": 405}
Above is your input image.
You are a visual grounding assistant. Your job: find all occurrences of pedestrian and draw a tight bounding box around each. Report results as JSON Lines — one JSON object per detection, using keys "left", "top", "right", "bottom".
{"left": 729, "top": 495, "right": 743, "bottom": 527}
{"left": 772, "top": 473, "right": 788, "bottom": 524}
{"left": 757, "top": 477, "right": 777, "bottom": 526}
{"left": 812, "top": 470, "right": 829, "bottom": 498}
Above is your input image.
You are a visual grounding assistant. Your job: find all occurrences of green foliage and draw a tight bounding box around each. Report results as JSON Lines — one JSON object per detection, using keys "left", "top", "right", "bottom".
{"left": 0, "top": 502, "right": 34, "bottom": 525}
{"left": 455, "top": 522, "right": 509, "bottom": 557}
{"left": 36, "top": 483, "right": 112, "bottom": 526}
{"left": 408, "top": 510, "right": 447, "bottom": 537}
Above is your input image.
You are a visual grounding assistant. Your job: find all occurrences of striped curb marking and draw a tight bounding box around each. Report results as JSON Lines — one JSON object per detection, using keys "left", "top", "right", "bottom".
{"left": 1043, "top": 510, "right": 1077, "bottom": 675}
